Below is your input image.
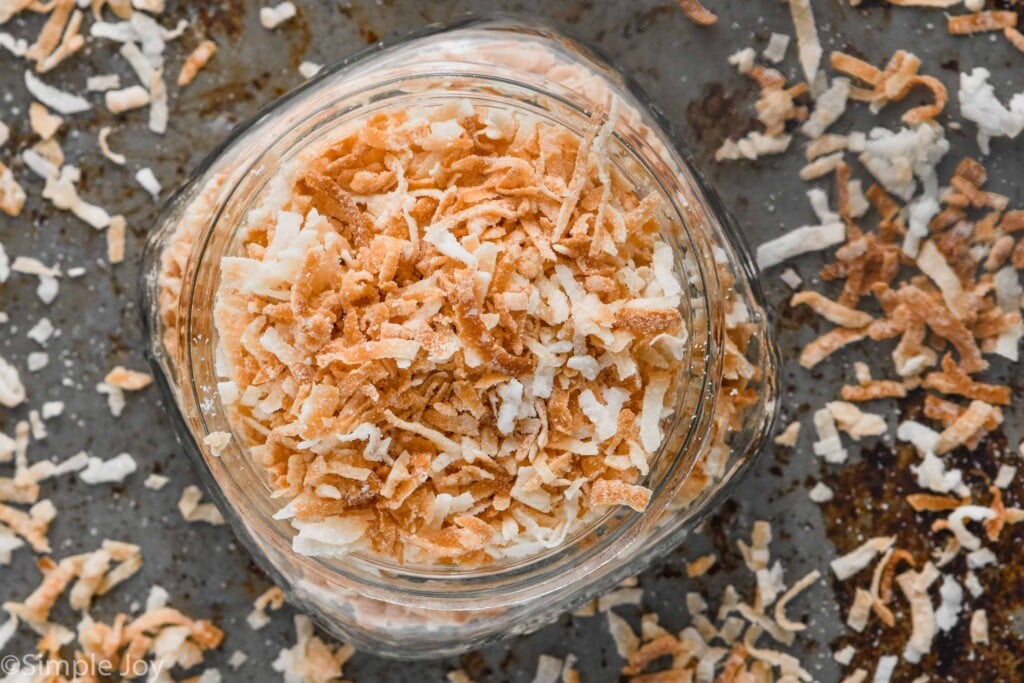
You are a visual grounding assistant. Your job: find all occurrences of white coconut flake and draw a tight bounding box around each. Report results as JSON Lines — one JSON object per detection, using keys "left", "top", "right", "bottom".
{"left": 802, "top": 78, "right": 850, "bottom": 138}
{"left": 0, "top": 33, "right": 28, "bottom": 57}
{"left": 228, "top": 651, "right": 249, "bottom": 670}
{"left": 298, "top": 61, "right": 321, "bottom": 79}
{"left": 763, "top": 32, "right": 790, "bottom": 64}
{"left": 0, "top": 355, "right": 26, "bottom": 408}
{"left": 830, "top": 536, "right": 895, "bottom": 580}
{"left": 994, "top": 464, "right": 1017, "bottom": 489}
{"left": 897, "top": 420, "right": 942, "bottom": 455}
{"left": 260, "top": 2, "right": 297, "bottom": 29}
{"left": 935, "top": 575, "right": 963, "bottom": 632}
{"left": 292, "top": 515, "right": 366, "bottom": 556}
{"left": 859, "top": 124, "right": 950, "bottom": 201}
{"left": 813, "top": 407, "right": 848, "bottom": 464}
{"left": 903, "top": 195, "right": 940, "bottom": 258}
{"left": 834, "top": 645, "right": 856, "bottom": 666}
{"left": 756, "top": 222, "right": 846, "bottom": 270}
{"left": 958, "top": 67, "right": 1024, "bottom": 155}
{"left": 873, "top": 655, "right": 898, "bottom": 683}
{"left": 967, "top": 547, "right": 996, "bottom": 569}
{"left": 27, "top": 352, "right": 48, "bottom": 372}
{"left": 809, "top": 482, "right": 834, "bottom": 503}
{"left": 780, "top": 267, "right": 803, "bottom": 289}
{"left": 79, "top": 453, "right": 138, "bottom": 484}
{"left": 24, "top": 71, "right": 90, "bottom": 115}
{"left": 912, "top": 451, "right": 966, "bottom": 495}
{"left": 144, "top": 473, "right": 169, "bottom": 490}
{"left": 578, "top": 387, "right": 628, "bottom": 443}
{"left": 531, "top": 654, "right": 563, "bottom": 683}
{"left": 946, "top": 505, "right": 995, "bottom": 551}
{"left": 135, "top": 167, "right": 162, "bottom": 198}
{"left": 87, "top": 74, "right": 121, "bottom": 91}
{"left": 788, "top": 0, "right": 823, "bottom": 85}
{"left": 716, "top": 131, "right": 792, "bottom": 161}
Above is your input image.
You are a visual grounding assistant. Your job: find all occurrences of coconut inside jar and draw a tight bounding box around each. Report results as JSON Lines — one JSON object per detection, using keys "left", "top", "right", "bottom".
{"left": 212, "top": 101, "right": 690, "bottom": 566}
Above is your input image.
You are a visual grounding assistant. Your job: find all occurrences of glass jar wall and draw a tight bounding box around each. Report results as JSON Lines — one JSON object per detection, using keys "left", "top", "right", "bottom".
{"left": 141, "top": 18, "right": 778, "bottom": 658}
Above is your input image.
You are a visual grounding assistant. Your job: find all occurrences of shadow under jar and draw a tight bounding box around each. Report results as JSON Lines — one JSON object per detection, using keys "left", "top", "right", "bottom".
{"left": 140, "top": 17, "right": 779, "bottom": 659}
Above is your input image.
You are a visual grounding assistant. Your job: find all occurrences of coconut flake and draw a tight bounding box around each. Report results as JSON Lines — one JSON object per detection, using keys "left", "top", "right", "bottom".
{"left": 970, "top": 609, "right": 989, "bottom": 645}
{"left": 135, "top": 167, "right": 162, "bottom": 198}
{"left": 756, "top": 222, "right": 846, "bottom": 270}
{"left": 79, "top": 453, "right": 138, "bottom": 484}
{"left": 763, "top": 32, "right": 790, "bottom": 63}
{"left": 802, "top": 78, "right": 850, "bottom": 138}
{"left": 87, "top": 74, "right": 121, "bottom": 91}
{"left": 788, "top": 0, "right": 823, "bottom": 84}
{"left": 831, "top": 536, "right": 895, "bottom": 580}
{"left": 260, "top": 2, "right": 296, "bottom": 29}
{"left": 809, "top": 482, "right": 834, "bottom": 503}
{"left": 0, "top": 355, "right": 26, "bottom": 408}
{"left": 958, "top": 67, "right": 1024, "bottom": 155}
{"left": 935, "top": 575, "right": 963, "bottom": 632}
{"left": 178, "top": 485, "right": 226, "bottom": 526}
{"left": 24, "top": 70, "right": 90, "bottom": 114}
{"left": 298, "top": 61, "right": 321, "bottom": 79}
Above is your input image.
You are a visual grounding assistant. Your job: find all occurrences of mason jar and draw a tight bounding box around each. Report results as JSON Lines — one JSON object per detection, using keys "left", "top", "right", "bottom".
{"left": 140, "top": 17, "right": 778, "bottom": 658}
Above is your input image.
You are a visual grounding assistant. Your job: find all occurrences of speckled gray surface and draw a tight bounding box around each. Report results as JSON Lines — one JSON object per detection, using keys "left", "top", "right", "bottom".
{"left": 1, "top": 1, "right": 1023, "bottom": 681}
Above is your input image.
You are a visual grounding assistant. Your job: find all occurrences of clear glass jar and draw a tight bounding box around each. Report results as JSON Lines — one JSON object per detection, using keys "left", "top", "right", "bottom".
{"left": 140, "top": 18, "right": 778, "bottom": 658}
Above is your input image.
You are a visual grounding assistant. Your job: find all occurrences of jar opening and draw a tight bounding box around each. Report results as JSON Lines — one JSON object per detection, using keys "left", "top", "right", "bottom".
{"left": 178, "top": 79, "right": 718, "bottom": 583}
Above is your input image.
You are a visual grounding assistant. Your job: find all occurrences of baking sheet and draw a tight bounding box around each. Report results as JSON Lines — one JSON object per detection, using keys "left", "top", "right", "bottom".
{"left": 0, "top": 1, "right": 1021, "bottom": 680}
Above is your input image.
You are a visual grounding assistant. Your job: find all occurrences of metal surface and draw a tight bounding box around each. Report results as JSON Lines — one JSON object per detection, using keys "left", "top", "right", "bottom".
{"left": 1, "top": 1, "right": 1022, "bottom": 681}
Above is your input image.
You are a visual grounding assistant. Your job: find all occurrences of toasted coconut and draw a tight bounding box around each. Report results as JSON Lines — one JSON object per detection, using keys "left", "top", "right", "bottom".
{"left": 899, "top": 285, "right": 986, "bottom": 373}
{"left": 773, "top": 570, "right": 821, "bottom": 632}
{"left": 591, "top": 479, "right": 652, "bottom": 512}
{"left": 827, "top": 401, "right": 887, "bottom": 440}
{"left": 107, "top": 214, "right": 126, "bottom": 264}
{"left": 948, "top": 11, "right": 1019, "bottom": 35}
{"left": 791, "top": 290, "right": 873, "bottom": 327}
{"left": 105, "top": 85, "right": 150, "bottom": 113}
{"left": 98, "top": 126, "right": 126, "bottom": 165}
{"left": 675, "top": 0, "right": 716, "bottom": 25}
{"left": 800, "top": 326, "right": 868, "bottom": 369}
{"left": 923, "top": 357, "right": 1010, "bottom": 405}
{"left": 1006, "top": 26, "right": 1024, "bottom": 53}
{"left": 907, "top": 493, "right": 962, "bottom": 512}
{"left": 934, "top": 400, "right": 998, "bottom": 454}
{"left": 178, "top": 39, "right": 217, "bottom": 86}
{"left": 686, "top": 554, "right": 716, "bottom": 578}
{"left": 28, "top": 102, "right": 62, "bottom": 140}
{"left": 178, "top": 485, "right": 225, "bottom": 525}
{"left": 903, "top": 75, "right": 948, "bottom": 124}
{"left": 104, "top": 366, "right": 152, "bottom": 390}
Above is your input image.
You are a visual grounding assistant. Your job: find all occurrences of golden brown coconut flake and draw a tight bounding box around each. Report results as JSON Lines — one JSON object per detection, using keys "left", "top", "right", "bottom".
{"left": 948, "top": 11, "right": 1019, "bottom": 34}
{"left": 177, "top": 39, "right": 217, "bottom": 87}
{"left": 675, "top": 0, "right": 717, "bottom": 26}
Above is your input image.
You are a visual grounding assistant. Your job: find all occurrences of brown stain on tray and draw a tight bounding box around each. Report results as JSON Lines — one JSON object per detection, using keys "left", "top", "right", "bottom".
{"left": 820, "top": 417, "right": 1024, "bottom": 681}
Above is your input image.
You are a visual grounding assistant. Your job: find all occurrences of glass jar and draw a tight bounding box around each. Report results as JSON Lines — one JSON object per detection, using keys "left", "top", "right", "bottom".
{"left": 140, "top": 17, "right": 778, "bottom": 658}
